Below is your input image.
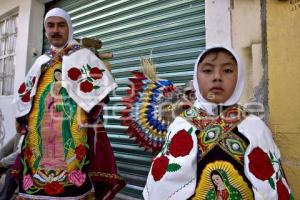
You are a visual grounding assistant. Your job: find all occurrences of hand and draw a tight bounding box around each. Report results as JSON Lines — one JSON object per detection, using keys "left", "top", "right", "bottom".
{"left": 0, "top": 162, "right": 4, "bottom": 168}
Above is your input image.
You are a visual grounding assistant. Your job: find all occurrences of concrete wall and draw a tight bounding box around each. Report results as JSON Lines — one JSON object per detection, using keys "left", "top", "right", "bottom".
{"left": 205, "top": 0, "right": 231, "bottom": 47}
{"left": 0, "top": 0, "right": 44, "bottom": 147}
{"left": 205, "top": 0, "right": 265, "bottom": 107}
{"left": 266, "top": 0, "right": 300, "bottom": 197}
{"left": 231, "top": 0, "right": 265, "bottom": 106}
{"left": 206, "top": 0, "right": 299, "bottom": 196}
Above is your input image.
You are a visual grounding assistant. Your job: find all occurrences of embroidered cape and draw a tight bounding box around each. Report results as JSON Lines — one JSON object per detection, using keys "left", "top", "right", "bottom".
{"left": 143, "top": 104, "right": 293, "bottom": 200}
{"left": 14, "top": 44, "right": 125, "bottom": 199}
{"left": 14, "top": 44, "right": 117, "bottom": 117}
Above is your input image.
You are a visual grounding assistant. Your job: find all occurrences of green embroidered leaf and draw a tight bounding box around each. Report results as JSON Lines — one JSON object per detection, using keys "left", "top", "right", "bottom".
{"left": 85, "top": 143, "right": 90, "bottom": 148}
{"left": 21, "top": 158, "right": 28, "bottom": 175}
{"left": 87, "top": 64, "right": 92, "bottom": 70}
{"left": 76, "top": 162, "right": 81, "bottom": 169}
{"left": 290, "top": 193, "right": 295, "bottom": 200}
{"left": 87, "top": 77, "right": 93, "bottom": 82}
{"left": 93, "top": 85, "right": 100, "bottom": 89}
{"left": 188, "top": 127, "right": 193, "bottom": 134}
{"left": 167, "top": 163, "right": 181, "bottom": 172}
{"left": 269, "top": 152, "right": 274, "bottom": 160}
{"left": 56, "top": 105, "right": 63, "bottom": 112}
{"left": 82, "top": 135, "right": 88, "bottom": 143}
{"left": 268, "top": 178, "right": 275, "bottom": 189}
{"left": 27, "top": 186, "right": 41, "bottom": 194}
{"left": 22, "top": 138, "right": 28, "bottom": 150}
{"left": 101, "top": 69, "right": 105, "bottom": 72}
{"left": 80, "top": 68, "right": 84, "bottom": 73}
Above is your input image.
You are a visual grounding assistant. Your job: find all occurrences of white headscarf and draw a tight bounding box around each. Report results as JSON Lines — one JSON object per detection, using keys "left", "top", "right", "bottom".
{"left": 192, "top": 45, "right": 244, "bottom": 114}
{"left": 44, "top": 8, "right": 76, "bottom": 50}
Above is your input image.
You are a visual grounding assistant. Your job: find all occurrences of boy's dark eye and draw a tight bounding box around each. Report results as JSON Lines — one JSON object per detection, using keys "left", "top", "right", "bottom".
{"left": 202, "top": 69, "right": 212, "bottom": 74}
{"left": 224, "top": 69, "right": 233, "bottom": 73}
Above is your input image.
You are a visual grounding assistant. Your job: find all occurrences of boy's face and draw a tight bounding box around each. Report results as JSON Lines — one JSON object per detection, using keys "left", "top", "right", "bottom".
{"left": 45, "top": 16, "right": 69, "bottom": 48}
{"left": 197, "top": 51, "right": 237, "bottom": 104}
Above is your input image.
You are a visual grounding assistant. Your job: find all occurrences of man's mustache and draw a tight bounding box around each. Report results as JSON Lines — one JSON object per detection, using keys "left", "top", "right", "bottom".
{"left": 50, "top": 33, "right": 63, "bottom": 38}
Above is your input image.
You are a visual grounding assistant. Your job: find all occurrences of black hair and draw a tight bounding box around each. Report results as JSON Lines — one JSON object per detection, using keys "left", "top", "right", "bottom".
{"left": 198, "top": 47, "right": 237, "bottom": 65}
{"left": 210, "top": 170, "right": 225, "bottom": 190}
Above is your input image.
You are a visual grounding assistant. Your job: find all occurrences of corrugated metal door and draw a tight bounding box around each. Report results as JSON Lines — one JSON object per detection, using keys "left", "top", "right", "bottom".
{"left": 46, "top": 0, "right": 205, "bottom": 199}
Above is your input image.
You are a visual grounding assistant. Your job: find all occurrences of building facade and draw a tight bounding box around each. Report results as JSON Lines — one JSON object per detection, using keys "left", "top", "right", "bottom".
{"left": 0, "top": 0, "right": 298, "bottom": 198}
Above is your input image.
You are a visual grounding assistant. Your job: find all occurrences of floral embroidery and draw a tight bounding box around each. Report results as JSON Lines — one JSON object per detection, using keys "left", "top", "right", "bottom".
{"left": 18, "top": 76, "right": 36, "bottom": 102}
{"left": 169, "top": 129, "right": 193, "bottom": 157}
{"left": 23, "top": 174, "right": 33, "bottom": 191}
{"left": 248, "top": 147, "right": 293, "bottom": 199}
{"left": 80, "top": 80, "right": 93, "bottom": 93}
{"left": 276, "top": 179, "right": 290, "bottom": 200}
{"left": 67, "top": 64, "right": 104, "bottom": 93}
{"left": 75, "top": 144, "right": 87, "bottom": 160}
{"left": 18, "top": 83, "right": 26, "bottom": 94}
{"left": 24, "top": 147, "right": 33, "bottom": 159}
{"left": 248, "top": 147, "right": 274, "bottom": 181}
{"left": 68, "top": 68, "right": 82, "bottom": 81}
{"left": 89, "top": 67, "right": 103, "bottom": 80}
{"left": 151, "top": 127, "right": 194, "bottom": 182}
{"left": 44, "top": 181, "right": 64, "bottom": 195}
{"left": 20, "top": 132, "right": 91, "bottom": 194}
{"left": 151, "top": 156, "right": 169, "bottom": 181}
{"left": 21, "top": 92, "right": 31, "bottom": 102}
{"left": 67, "top": 170, "right": 86, "bottom": 187}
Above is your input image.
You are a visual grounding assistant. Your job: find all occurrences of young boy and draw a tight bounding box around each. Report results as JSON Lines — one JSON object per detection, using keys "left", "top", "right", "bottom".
{"left": 143, "top": 45, "right": 293, "bottom": 199}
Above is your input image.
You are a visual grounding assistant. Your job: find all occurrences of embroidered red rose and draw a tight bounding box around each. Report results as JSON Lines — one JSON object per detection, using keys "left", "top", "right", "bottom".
{"left": 80, "top": 80, "right": 93, "bottom": 93}
{"left": 248, "top": 147, "right": 274, "bottom": 180}
{"left": 151, "top": 155, "right": 169, "bottom": 181}
{"left": 21, "top": 92, "right": 31, "bottom": 102}
{"left": 75, "top": 144, "right": 87, "bottom": 160}
{"left": 44, "top": 181, "right": 64, "bottom": 195}
{"left": 68, "top": 67, "right": 82, "bottom": 81}
{"left": 90, "top": 67, "right": 103, "bottom": 80}
{"left": 18, "top": 82, "right": 26, "bottom": 94}
{"left": 24, "top": 147, "right": 33, "bottom": 159}
{"left": 169, "top": 129, "right": 193, "bottom": 157}
{"left": 277, "top": 179, "right": 290, "bottom": 200}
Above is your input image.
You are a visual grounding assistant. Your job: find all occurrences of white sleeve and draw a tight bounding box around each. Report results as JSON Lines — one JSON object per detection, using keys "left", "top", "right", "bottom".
{"left": 143, "top": 117, "right": 198, "bottom": 200}
{"left": 239, "top": 115, "right": 294, "bottom": 200}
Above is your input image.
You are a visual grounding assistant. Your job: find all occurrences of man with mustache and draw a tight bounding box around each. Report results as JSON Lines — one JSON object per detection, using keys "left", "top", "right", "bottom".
{"left": 13, "top": 8, "right": 124, "bottom": 199}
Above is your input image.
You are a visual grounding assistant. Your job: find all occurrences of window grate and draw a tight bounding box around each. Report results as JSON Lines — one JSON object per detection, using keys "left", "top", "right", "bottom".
{"left": 0, "top": 13, "right": 18, "bottom": 96}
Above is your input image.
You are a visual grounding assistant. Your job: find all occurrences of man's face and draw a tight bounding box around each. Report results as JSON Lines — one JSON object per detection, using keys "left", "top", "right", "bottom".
{"left": 197, "top": 51, "right": 238, "bottom": 104}
{"left": 45, "top": 16, "right": 69, "bottom": 48}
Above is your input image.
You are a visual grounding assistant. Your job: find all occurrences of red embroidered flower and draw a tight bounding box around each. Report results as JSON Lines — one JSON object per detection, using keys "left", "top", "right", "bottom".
{"left": 44, "top": 181, "right": 64, "bottom": 195}
{"left": 68, "top": 67, "right": 82, "bottom": 81}
{"left": 24, "top": 147, "right": 33, "bottom": 159}
{"left": 21, "top": 92, "right": 31, "bottom": 102}
{"left": 90, "top": 67, "right": 103, "bottom": 80}
{"left": 248, "top": 147, "right": 274, "bottom": 180}
{"left": 277, "top": 179, "right": 290, "bottom": 200}
{"left": 75, "top": 144, "right": 87, "bottom": 160}
{"left": 80, "top": 80, "right": 93, "bottom": 93}
{"left": 151, "top": 155, "right": 169, "bottom": 181}
{"left": 18, "top": 82, "right": 26, "bottom": 94}
{"left": 169, "top": 129, "right": 193, "bottom": 157}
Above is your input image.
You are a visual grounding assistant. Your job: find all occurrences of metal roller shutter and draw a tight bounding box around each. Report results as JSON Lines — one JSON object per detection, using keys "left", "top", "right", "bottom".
{"left": 46, "top": 0, "right": 205, "bottom": 199}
